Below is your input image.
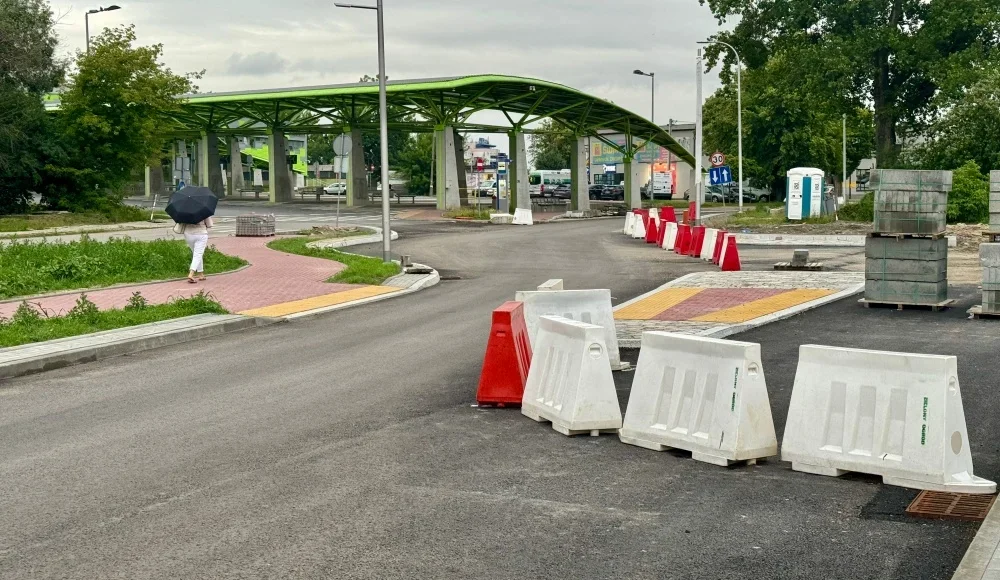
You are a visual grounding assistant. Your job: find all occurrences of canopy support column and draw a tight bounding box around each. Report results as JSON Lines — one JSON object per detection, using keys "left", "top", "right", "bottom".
{"left": 509, "top": 130, "right": 529, "bottom": 211}
{"left": 268, "top": 129, "right": 292, "bottom": 203}
{"left": 435, "top": 126, "right": 461, "bottom": 210}
{"left": 570, "top": 136, "right": 589, "bottom": 212}
{"left": 199, "top": 132, "right": 225, "bottom": 198}
{"left": 229, "top": 137, "right": 245, "bottom": 196}
{"left": 347, "top": 127, "right": 368, "bottom": 207}
{"left": 624, "top": 155, "right": 641, "bottom": 209}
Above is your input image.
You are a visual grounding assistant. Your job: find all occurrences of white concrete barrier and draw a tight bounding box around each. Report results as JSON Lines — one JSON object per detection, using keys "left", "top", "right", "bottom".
{"left": 701, "top": 229, "right": 718, "bottom": 261}
{"left": 514, "top": 289, "right": 623, "bottom": 371}
{"left": 782, "top": 345, "right": 996, "bottom": 494}
{"left": 513, "top": 208, "right": 534, "bottom": 226}
{"left": 662, "top": 222, "right": 679, "bottom": 250}
{"left": 619, "top": 332, "right": 778, "bottom": 466}
{"left": 521, "top": 316, "right": 622, "bottom": 436}
{"left": 631, "top": 215, "right": 647, "bottom": 239}
{"left": 624, "top": 212, "right": 636, "bottom": 236}
{"left": 650, "top": 207, "right": 661, "bottom": 229}
{"left": 537, "top": 279, "right": 564, "bottom": 291}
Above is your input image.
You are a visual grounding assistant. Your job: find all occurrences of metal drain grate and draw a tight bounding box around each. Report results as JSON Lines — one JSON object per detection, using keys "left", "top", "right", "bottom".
{"left": 906, "top": 491, "right": 996, "bottom": 522}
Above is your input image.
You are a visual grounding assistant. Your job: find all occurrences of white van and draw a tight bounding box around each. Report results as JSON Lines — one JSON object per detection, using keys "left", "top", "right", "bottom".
{"left": 528, "top": 169, "right": 571, "bottom": 198}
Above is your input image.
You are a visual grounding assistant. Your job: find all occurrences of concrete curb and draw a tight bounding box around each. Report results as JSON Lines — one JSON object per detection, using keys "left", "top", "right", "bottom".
{"left": 283, "top": 263, "right": 440, "bottom": 320}
{"left": 306, "top": 226, "right": 399, "bottom": 250}
{"left": 0, "top": 314, "right": 281, "bottom": 381}
{"left": 951, "top": 498, "right": 1000, "bottom": 579}
{"left": 734, "top": 233, "right": 959, "bottom": 248}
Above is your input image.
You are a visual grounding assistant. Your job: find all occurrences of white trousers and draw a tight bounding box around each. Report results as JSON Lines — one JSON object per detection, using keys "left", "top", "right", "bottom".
{"left": 184, "top": 233, "right": 209, "bottom": 273}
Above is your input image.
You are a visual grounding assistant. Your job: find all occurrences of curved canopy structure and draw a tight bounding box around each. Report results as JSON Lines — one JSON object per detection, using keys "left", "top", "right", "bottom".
{"left": 170, "top": 74, "right": 695, "bottom": 166}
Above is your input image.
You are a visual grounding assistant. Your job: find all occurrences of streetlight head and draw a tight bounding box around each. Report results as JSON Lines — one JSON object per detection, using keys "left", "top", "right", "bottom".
{"left": 633, "top": 69, "right": 645, "bottom": 76}
{"left": 104, "top": 5, "right": 121, "bottom": 10}
{"left": 87, "top": 8, "right": 99, "bottom": 13}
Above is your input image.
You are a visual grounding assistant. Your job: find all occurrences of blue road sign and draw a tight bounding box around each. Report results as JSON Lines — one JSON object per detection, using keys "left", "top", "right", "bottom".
{"left": 709, "top": 166, "right": 733, "bottom": 186}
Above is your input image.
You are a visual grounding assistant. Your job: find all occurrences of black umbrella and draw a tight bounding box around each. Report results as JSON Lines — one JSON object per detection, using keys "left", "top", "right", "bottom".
{"left": 166, "top": 186, "right": 218, "bottom": 224}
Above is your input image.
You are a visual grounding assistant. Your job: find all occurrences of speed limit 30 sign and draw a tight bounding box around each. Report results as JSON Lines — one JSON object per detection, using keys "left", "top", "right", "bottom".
{"left": 710, "top": 151, "right": 726, "bottom": 167}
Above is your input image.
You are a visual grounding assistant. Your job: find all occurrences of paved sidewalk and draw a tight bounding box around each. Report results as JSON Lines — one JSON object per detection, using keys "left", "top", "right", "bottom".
{"left": 614, "top": 271, "right": 865, "bottom": 347}
{"left": 0, "top": 237, "right": 390, "bottom": 318}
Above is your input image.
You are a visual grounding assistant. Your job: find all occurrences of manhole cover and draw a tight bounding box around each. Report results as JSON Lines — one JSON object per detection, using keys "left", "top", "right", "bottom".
{"left": 906, "top": 491, "right": 996, "bottom": 522}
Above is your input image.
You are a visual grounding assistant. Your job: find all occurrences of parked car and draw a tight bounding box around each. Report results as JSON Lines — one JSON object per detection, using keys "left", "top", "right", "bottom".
{"left": 741, "top": 186, "right": 774, "bottom": 203}
{"left": 588, "top": 184, "right": 607, "bottom": 200}
{"left": 604, "top": 184, "right": 625, "bottom": 201}
{"left": 706, "top": 185, "right": 738, "bottom": 203}
{"left": 551, "top": 183, "right": 572, "bottom": 199}
{"left": 324, "top": 182, "right": 347, "bottom": 195}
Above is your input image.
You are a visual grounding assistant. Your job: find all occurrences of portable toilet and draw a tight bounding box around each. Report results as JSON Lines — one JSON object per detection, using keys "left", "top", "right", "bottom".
{"left": 786, "top": 167, "right": 825, "bottom": 220}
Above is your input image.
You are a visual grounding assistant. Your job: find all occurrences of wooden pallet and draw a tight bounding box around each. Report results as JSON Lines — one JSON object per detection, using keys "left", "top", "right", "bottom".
{"left": 774, "top": 262, "right": 824, "bottom": 271}
{"left": 968, "top": 305, "right": 1000, "bottom": 319}
{"left": 869, "top": 231, "right": 946, "bottom": 240}
{"left": 859, "top": 298, "right": 955, "bottom": 311}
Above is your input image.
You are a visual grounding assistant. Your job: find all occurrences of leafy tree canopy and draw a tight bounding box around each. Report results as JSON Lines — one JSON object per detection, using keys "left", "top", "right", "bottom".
{"left": 529, "top": 119, "right": 573, "bottom": 170}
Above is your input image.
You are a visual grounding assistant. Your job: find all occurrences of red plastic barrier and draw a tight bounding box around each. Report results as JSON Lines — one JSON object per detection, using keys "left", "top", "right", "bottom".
{"left": 477, "top": 301, "right": 532, "bottom": 407}
{"left": 688, "top": 201, "right": 697, "bottom": 223}
{"left": 645, "top": 217, "right": 659, "bottom": 244}
{"left": 687, "top": 225, "right": 706, "bottom": 257}
{"left": 656, "top": 219, "right": 668, "bottom": 247}
{"left": 660, "top": 206, "right": 678, "bottom": 223}
{"left": 681, "top": 210, "right": 689, "bottom": 224}
{"left": 720, "top": 235, "right": 742, "bottom": 272}
{"left": 712, "top": 229, "right": 728, "bottom": 264}
{"left": 675, "top": 224, "right": 690, "bottom": 255}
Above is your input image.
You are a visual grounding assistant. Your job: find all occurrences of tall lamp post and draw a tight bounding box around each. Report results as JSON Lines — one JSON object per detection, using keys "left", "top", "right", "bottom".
{"left": 85, "top": 5, "right": 121, "bottom": 54}
{"left": 633, "top": 69, "right": 654, "bottom": 200}
{"left": 335, "top": 0, "right": 392, "bottom": 263}
{"left": 698, "top": 40, "right": 743, "bottom": 211}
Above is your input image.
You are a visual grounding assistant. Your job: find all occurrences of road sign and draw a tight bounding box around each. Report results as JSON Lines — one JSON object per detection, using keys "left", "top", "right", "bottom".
{"left": 710, "top": 151, "right": 726, "bottom": 167}
{"left": 333, "top": 134, "right": 352, "bottom": 156}
{"left": 708, "top": 165, "right": 733, "bottom": 186}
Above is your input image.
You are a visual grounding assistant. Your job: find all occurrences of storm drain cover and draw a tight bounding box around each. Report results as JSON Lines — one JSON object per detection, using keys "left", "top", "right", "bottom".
{"left": 906, "top": 491, "right": 996, "bottom": 522}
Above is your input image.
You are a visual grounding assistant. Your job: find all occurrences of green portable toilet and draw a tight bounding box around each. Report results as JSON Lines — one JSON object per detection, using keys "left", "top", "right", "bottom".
{"left": 786, "top": 167, "right": 825, "bottom": 220}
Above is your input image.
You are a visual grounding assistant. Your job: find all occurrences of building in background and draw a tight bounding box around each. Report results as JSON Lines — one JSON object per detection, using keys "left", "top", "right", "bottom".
{"left": 589, "top": 122, "right": 706, "bottom": 199}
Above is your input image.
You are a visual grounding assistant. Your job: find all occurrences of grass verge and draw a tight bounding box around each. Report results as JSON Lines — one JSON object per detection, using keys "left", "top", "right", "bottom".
{"left": 718, "top": 204, "right": 837, "bottom": 228}
{"left": 0, "top": 204, "right": 151, "bottom": 233}
{"left": 0, "top": 237, "right": 247, "bottom": 300}
{"left": 267, "top": 237, "right": 401, "bottom": 285}
{"left": 0, "top": 292, "right": 227, "bottom": 348}
{"left": 443, "top": 207, "right": 492, "bottom": 220}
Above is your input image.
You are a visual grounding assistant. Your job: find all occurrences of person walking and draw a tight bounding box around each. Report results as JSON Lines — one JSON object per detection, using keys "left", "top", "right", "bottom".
{"left": 184, "top": 216, "right": 213, "bottom": 283}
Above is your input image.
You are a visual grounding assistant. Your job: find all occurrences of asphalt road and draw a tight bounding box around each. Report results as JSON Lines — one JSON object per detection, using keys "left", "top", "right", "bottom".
{"left": 0, "top": 219, "right": 982, "bottom": 579}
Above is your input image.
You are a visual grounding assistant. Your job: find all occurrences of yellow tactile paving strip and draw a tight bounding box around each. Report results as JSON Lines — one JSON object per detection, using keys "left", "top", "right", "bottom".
{"left": 240, "top": 286, "right": 400, "bottom": 318}
{"left": 691, "top": 289, "right": 836, "bottom": 323}
{"left": 614, "top": 288, "right": 705, "bottom": 320}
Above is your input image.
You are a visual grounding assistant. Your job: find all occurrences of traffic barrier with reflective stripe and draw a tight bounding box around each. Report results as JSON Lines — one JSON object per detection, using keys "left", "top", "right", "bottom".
{"left": 687, "top": 225, "right": 706, "bottom": 257}
{"left": 675, "top": 224, "right": 691, "bottom": 254}
{"left": 620, "top": 332, "right": 778, "bottom": 466}
{"left": 476, "top": 301, "right": 533, "bottom": 407}
{"left": 631, "top": 214, "right": 647, "bottom": 239}
{"left": 782, "top": 345, "right": 996, "bottom": 494}
{"left": 645, "top": 217, "right": 659, "bottom": 244}
{"left": 660, "top": 206, "right": 678, "bottom": 223}
{"left": 521, "top": 316, "right": 623, "bottom": 436}
{"left": 720, "top": 235, "right": 741, "bottom": 271}
{"left": 624, "top": 212, "right": 636, "bottom": 235}
{"left": 712, "top": 230, "right": 728, "bottom": 265}
{"left": 514, "top": 289, "right": 623, "bottom": 371}
{"left": 656, "top": 219, "right": 668, "bottom": 247}
{"left": 513, "top": 208, "right": 534, "bottom": 226}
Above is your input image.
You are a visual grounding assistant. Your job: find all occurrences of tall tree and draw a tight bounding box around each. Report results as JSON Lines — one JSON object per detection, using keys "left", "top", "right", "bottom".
{"left": 397, "top": 133, "right": 433, "bottom": 195}
{"left": 47, "top": 25, "right": 195, "bottom": 209}
{"left": 0, "top": 0, "right": 63, "bottom": 212}
{"left": 906, "top": 66, "right": 1000, "bottom": 171}
{"left": 699, "top": 0, "right": 1000, "bottom": 167}
{"left": 529, "top": 119, "right": 573, "bottom": 170}
{"left": 703, "top": 44, "right": 874, "bottom": 195}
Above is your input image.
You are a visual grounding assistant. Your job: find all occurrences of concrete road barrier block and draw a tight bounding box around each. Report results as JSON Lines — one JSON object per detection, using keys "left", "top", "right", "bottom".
{"left": 701, "top": 229, "right": 719, "bottom": 261}
{"left": 513, "top": 208, "right": 534, "bottom": 226}
{"left": 620, "top": 332, "right": 778, "bottom": 466}
{"left": 537, "top": 279, "right": 564, "bottom": 291}
{"left": 782, "top": 345, "right": 996, "bottom": 494}
{"left": 521, "top": 316, "right": 622, "bottom": 436}
{"left": 515, "top": 289, "right": 622, "bottom": 371}
{"left": 662, "top": 222, "right": 679, "bottom": 250}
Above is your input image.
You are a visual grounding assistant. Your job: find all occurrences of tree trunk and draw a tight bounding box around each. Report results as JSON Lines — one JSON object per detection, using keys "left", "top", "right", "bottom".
{"left": 874, "top": 0, "right": 904, "bottom": 168}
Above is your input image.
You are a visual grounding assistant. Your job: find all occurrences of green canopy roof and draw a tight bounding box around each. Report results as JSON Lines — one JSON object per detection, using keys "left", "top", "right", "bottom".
{"left": 171, "top": 74, "right": 694, "bottom": 165}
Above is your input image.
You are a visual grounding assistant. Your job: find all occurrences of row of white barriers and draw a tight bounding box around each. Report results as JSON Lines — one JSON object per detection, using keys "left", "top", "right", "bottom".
{"left": 520, "top": 315, "right": 996, "bottom": 494}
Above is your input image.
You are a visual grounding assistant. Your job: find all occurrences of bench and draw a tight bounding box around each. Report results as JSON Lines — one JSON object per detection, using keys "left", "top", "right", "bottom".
{"left": 370, "top": 189, "right": 417, "bottom": 204}
{"left": 239, "top": 187, "right": 265, "bottom": 199}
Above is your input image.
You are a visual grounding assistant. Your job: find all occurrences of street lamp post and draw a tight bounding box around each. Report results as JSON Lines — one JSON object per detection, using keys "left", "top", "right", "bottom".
{"left": 85, "top": 5, "right": 121, "bottom": 54}
{"left": 335, "top": 0, "right": 392, "bottom": 263}
{"left": 698, "top": 40, "right": 743, "bottom": 211}
{"left": 633, "top": 69, "right": 654, "bottom": 200}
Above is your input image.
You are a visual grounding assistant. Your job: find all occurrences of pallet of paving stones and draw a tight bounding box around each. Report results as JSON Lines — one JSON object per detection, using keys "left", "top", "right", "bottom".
{"left": 968, "top": 305, "right": 1000, "bottom": 320}
{"left": 235, "top": 214, "right": 276, "bottom": 237}
{"left": 982, "top": 231, "right": 1000, "bottom": 243}
{"left": 858, "top": 298, "right": 955, "bottom": 312}
{"left": 869, "top": 231, "right": 946, "bottom": 240}
{"left": 773, "top": 262, "right": 823, "bottom": 271}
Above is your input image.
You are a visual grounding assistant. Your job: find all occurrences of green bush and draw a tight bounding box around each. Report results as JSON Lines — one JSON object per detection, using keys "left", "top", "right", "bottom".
{"left": 948, "top": 161, "right": 989, "bottom": 224}
{"left": 0, "top": 291, "right": 228, "bottom": 348}
{"left": 0, "top": 237, "right": 246, "bottom": 299}
{"left": 838, "top": 192, "right": 874, "bottom": 222}
{"left": 268, "top": 237, "right": 401, "bottom": 285}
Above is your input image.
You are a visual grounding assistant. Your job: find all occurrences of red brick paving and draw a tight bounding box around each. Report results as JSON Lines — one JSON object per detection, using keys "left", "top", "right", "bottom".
{"left": 652, "top": 288, "right": 786, "bottom": 321}
{"left": 0, "top": 237, "right": 363, "bottom": 318}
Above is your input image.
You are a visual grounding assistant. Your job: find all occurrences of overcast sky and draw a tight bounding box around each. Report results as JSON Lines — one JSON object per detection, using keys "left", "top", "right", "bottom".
{"left": 49, "top": 0, "right": 726, "bottom": 151}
